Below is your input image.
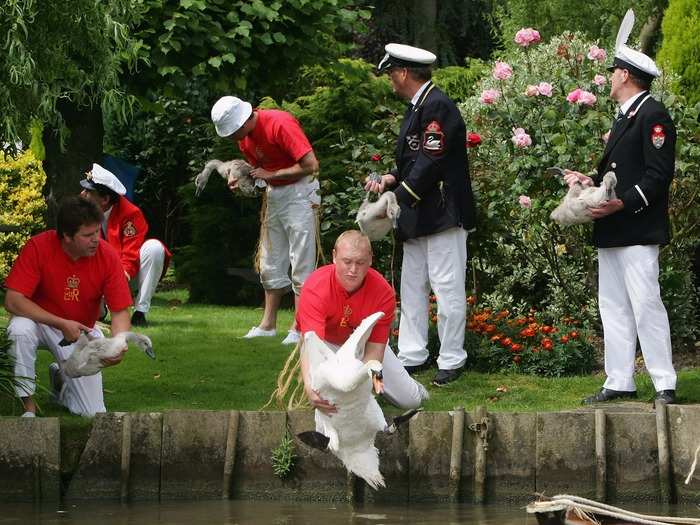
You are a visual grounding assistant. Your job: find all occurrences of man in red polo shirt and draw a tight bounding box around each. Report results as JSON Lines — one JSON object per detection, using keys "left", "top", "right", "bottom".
{"left": 4, "top": 196, "right": 133, "bottom": 417}
{"left": 79, "top": 163, "right": 171, "bottom": 327}
{"left": 211, "top": 96, "right": 320, "bottom": 346}
{"left": 296, "top": 230, "right": 428, "bottom": 413}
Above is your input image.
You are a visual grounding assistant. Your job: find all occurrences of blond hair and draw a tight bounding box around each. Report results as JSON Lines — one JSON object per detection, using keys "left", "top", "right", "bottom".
{"left": 333, "top": 230, "right": 373, "bottom": 257}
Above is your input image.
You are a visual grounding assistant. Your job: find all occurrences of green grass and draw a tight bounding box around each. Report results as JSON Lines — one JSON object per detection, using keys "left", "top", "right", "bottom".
{"left": 1, "top": 288, "right": 699, "bottom": 420}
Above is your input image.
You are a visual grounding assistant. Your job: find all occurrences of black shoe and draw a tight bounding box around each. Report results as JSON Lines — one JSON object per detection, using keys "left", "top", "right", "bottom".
{"left": 654, "top": 390, "right": 676, "bottom": 405}
{"left": 432, "top": 367, "right": 464, "bottom": 387}
{"left": 404, "top": 361, "right": 429, "bottom": 375}
{"left": 582, "top": 388, "right": 637, "bottom": 405}
{"left": 131, "top": 310, "right": 148, "bottom": 327}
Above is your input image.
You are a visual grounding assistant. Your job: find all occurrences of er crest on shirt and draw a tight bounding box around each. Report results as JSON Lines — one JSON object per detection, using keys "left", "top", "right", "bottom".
{"left": 64, "top": 275, "right": 80, "bottom": 302}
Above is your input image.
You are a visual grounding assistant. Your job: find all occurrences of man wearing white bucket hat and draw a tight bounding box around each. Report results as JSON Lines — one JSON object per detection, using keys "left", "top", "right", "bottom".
{"left": 211, "top": 96, "right": 321, "bottom": 346}
{"left": 564, "top": 10, "right": 678, "bottom": 406}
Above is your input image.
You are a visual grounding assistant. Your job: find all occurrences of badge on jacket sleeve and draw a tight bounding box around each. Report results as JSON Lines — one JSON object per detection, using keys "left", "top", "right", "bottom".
{"left": 423, "top": 120, "right": 444, "bottom": 153}
{"left": 651, "top": 124, "right": 665, "bottom": 149}
{"left": 123, "top": 221, "right": 137, "bottom": 237}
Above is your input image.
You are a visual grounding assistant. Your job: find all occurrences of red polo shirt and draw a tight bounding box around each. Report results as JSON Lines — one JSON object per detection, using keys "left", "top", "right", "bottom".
{"left": 4, "top": 231, "right": 133, "bottom": 327}
{"left": 238, "top": 109, "right": 313, "bottom": 187}
{"left": 296, "top": 264, "right": 395, "bottom": 346}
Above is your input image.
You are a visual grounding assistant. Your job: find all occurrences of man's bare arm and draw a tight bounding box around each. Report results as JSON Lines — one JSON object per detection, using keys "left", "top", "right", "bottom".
{"left": 250, "top": 151, "right": 319, "bottom": 183}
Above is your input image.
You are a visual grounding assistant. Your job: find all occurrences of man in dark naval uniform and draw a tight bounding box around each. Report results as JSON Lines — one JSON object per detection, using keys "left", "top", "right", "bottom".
{"left": 565, "top": 27, "right": 677, "bottom": 405}
{"left": 365, "top": 43, "right": 476, "bottom": 386}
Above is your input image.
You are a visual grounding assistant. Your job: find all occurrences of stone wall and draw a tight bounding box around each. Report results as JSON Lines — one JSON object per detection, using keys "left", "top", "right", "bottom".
{"left": 1, "top": 404, "right": 698, "bottom": 503}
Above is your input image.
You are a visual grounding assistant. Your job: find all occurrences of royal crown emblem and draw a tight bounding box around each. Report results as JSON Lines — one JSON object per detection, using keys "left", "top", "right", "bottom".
{"left": 67, "top": 275, "right": 80, "bottom": 288}
{"left": 123, "top": 221, "right": 137, "bottom": 237}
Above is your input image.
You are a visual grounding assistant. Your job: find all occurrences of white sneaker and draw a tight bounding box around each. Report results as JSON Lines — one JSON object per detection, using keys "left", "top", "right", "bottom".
{"left": 242, "top": 326, "right": 277, "bottom": 339}
{"left": 281, "top": 330, "right": 301, "bottom": 346}
{"left": 21, "top": 411, "right": 36, "bottom": 418}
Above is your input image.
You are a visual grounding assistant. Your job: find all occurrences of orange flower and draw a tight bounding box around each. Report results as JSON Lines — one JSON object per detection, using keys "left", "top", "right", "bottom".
{"left": 569, "top": 331, "right": 579, "bottom": 339}
{"left": 515, "top": 318, "right": 527, "bottom": 326}
{"left": 520, "top": 327, "right": 536, "bottom": 338}
{"left": 430, "top": 314, "right": 438, "bottom": 324}
{"left": 541, "top": 338, "right": 554, "bottom": 350}
{"left": 429, "top": 294, "right": 437, "bottom": 303}
{"left": 540, "top": 325, "right": 553, "bottom": 334}
{"left": 467, "top": 295, "right": 477, "bottom": 305}
{"left": 513, "top": 355, "right": 522, "bottom": 364}
{"left": 511, "top": 343, "right": 523, "bottom": 353}
{"left": 484, "top": 324, "right": 497, "bottom": 334}
{"left": 501, "top": 337, "right": 513, "bottom": 347}
{"left": 490, "top": 334, "right": 502, "bottom": 342}
{"left": 560, "top": 335, "right": 570, "bottom": 343}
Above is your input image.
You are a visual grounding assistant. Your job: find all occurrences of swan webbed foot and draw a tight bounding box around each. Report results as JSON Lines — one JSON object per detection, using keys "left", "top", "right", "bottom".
{"left": 297, "top": 431, "right": 331, "bottom": 451}
{"left": 385, "top": 407, "right": 422, "bottom": 434}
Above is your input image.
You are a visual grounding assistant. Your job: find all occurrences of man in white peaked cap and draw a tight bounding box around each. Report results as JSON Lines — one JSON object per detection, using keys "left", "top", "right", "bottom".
{"left": 211, "top": 96, "right": 321, "bottom": 346}
{"left": 80, "top": 163, "right": 171, "bottom": 327}
{"left": 565, "top": 10, "right": 678, "bottom": 406}
{"left": 365, "top": 43, "right": 477, "bottom": 387}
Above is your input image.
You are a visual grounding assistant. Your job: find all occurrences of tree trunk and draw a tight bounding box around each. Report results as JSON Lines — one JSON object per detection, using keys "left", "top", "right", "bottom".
{"left": 42, "top": 99, "right": 104, "bottom": 227}
{"left": 413, "top": 0, "right": 437, "bottom": 52}
{"left": 639, "top": 12, "right": 663, "bottom": 56}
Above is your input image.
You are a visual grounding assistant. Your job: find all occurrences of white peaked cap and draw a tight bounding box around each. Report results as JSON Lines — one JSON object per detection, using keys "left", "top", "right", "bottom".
{"left": 377, "top": 43, "right": 436, "bottom": 73}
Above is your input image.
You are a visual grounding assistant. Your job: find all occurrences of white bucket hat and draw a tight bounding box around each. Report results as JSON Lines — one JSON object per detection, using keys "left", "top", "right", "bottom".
{"left": 211, "top": 96, "right": 253, "bottom": 138}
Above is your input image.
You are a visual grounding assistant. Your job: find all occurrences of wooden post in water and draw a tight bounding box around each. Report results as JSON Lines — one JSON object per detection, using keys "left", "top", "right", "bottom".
{"left": 449, "top": 407, "right": 465, "bottom": 502}
{"left": 120, "top": 414, "right": 132, "bottom": 503}
{"left": 222, "top": 410, "right": 240, "bottom": 499}
{"left": 655, "top": 402, "right": 674, "bottom": 503}
{"left": 472, "top": 405, "right": 489, "bottom": 504}
{"left": 594, "top": 409, "right": 607, "bottom": 502}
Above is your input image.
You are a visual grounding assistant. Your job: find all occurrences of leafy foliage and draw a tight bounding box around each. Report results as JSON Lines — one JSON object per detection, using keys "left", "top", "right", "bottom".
{"left": 460, "top": 31, "right": 699, "bottom": 349}
{"left": 495, "top": 0, "right": 663, "bottom": 50}
{"left": 657, "top": 0, "right": 700, "bottom": 106}
{"left": 0, "top": 0, "right": 139, "bottom": 156}
{"left": 127, "top": 0, "right": 370, "bottom": 101}
{"left": 0, "top": 151, "right": 46, "bottom": 279}
{"left": 271, "top": 430, "right": 297, "bottom": 480}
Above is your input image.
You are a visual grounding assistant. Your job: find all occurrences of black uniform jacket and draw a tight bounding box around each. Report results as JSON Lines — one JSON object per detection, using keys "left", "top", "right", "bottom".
{"left": 593, "top": 93, "right": 676, "bottom": 248}
{"left": 391, "top": 81, "right": 476, "bottom": 241}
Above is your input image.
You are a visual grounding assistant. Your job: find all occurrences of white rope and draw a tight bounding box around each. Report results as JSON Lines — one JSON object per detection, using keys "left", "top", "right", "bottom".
{"left": 686, "top": 445, "right": 700, "bottom": 486}
{"left": 549, "top": 495, "right": 700, "bottom": 525}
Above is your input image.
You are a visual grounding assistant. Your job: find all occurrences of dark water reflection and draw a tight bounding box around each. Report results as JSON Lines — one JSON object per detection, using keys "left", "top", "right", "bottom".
{"left": 1, "top": 500, "right": 535, "bottom": 525}
{"left": 1, "top": 500, "right": 698, "bottom": 525}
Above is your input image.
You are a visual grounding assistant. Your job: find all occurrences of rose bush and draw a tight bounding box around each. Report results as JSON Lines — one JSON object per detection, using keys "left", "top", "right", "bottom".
{"left": 460, "top": 31, "right": 699, "bottom": 351}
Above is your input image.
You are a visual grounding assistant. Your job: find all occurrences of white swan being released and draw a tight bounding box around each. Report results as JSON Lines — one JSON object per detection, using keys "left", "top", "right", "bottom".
{"left": 550, "top": 171, "right": 617, "bottom": 226}
{"left": 194, "top": 159, "right": 265, "bottom": 197}
{"left": 62, "top": 331, "right": 155, "bottom": 378}
{"left": 297, "top": 311, "right": 420, "bottom": 489}
{"left": 356, "top": 191, "right": 401, "bottom": 241}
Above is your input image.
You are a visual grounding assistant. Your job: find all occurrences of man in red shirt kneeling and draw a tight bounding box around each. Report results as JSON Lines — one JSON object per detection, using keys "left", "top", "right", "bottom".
{"left": 296, "top": 230, "right": 428, "bottom": 413}
{"left": 4, "top": 197, "right": 133, "bottom": 417}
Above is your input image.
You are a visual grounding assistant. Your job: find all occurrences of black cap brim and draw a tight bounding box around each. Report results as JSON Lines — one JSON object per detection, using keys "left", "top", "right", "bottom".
{"left": 80, "top": 179, "right": 96, "bottom": 191}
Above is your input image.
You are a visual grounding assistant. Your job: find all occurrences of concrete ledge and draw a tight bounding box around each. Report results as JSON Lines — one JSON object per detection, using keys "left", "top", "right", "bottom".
{"left": 0, "top": 417, "right": 60, "bottom": 502}
{"left": 3, "top": 406, "right": 699, "bottom": 503}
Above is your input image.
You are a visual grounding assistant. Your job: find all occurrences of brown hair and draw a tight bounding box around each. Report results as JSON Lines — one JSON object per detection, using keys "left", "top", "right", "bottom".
{"left": 56, "top": 195, "right": 103, "bottom": 238}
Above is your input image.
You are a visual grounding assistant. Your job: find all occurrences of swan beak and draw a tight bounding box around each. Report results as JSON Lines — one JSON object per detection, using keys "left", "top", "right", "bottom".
{"left": 371, "top": 369, "right": 384, "bottom": 395}
{"left": 297, "top": 431, "right": 330, "bottom": 451}
{"left": 144, "top": 345, "right": 156, "bottom": 360}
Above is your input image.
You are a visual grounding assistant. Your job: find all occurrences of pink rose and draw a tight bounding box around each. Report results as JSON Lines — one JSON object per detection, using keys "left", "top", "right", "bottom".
{"left": 514, "top": 28, "right": 541, "bottom": 47}
{"left": 480, "top": 88, "right": 500, "bottom": 104}
{"left": 493, "top": 61, "right": 513, "bottom": 80}
{"left": 587, "top": 45, "right": 607, "bottom": 62}
{"left": 593, "top": 74, "right": 607, "bottom": 86}
{"left": 525, "top": 85, "right": 539, "bottom": 97}
{"left": 537, "top": 82, "right": 553, "bottom": 97}
{"left": 518, "top": 195, "right": 532, "bottom": 208}
{"left": 602, "top": 130, "right": 610, "bottom": 143}
{"left": 578, "top": 90, "right": 597, "bottom": 106}
{"left": 511, "top": 127, "right": 532, "bottom": 148}
{"left": 566, "top": 88, "right": 582, "bottom": 103}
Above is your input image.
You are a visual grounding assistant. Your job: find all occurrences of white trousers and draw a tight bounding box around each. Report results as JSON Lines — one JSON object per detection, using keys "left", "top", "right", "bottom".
{"left": 7, "top": 317, "right": 106, "bottom": 416}
{"left": 132, "top": 239, "right": 166, "bottom": 313}
{"left": 259, "top": 177, "right": 319, "bottom": 294}
{"left": 398, "top": 227, "right": 468, "bottom": 370}
{"left": 598, "top": 245, "right": 676, "bottom": 392}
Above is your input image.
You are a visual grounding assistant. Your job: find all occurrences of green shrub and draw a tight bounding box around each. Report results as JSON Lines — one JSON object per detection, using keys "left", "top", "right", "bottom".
{"left": 432, "top": 60, "right": 488, "bottom": 102}
{"left": 0, "top": 151, "right": 46, "bottom": 280}
{"left": 658, "top": 0, "right": 700, "bottom": 106}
